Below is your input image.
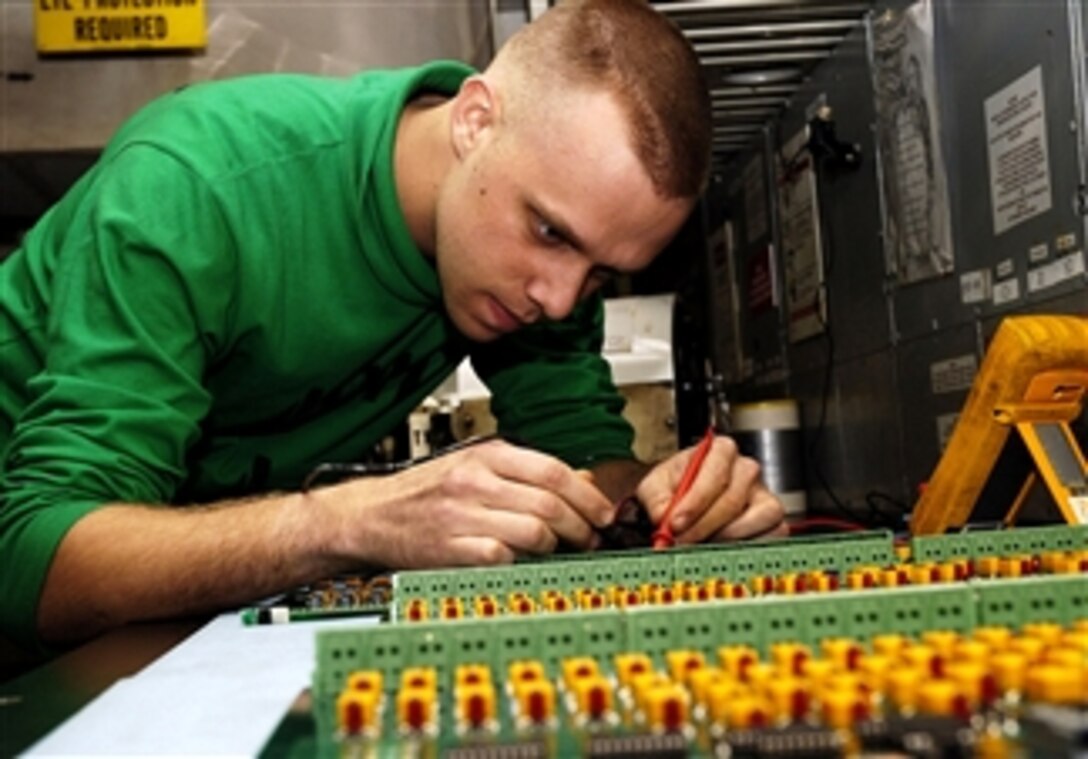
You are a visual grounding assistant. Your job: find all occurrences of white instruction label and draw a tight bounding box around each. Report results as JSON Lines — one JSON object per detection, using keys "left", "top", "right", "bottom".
{"left": 993, "top": 277, "right": 1021, "bottom": 306}
{"left": 930, "top": 355, "right": 978, "bottom": 395}
{"left": 1056, "top": 232, "right": 1077, "bottom": 252}
{"left": 960, "top": 269, "right": 992, "bottom": 304}
{"left": 936, "top": 413, "right": 959, "bottom": 451}
{"left": 996, "top": 259, "right": 1015, "bottom": 279}
{"left": 1029, "top": 243, "right": 1049, "bottom": 263}
{"left": 985, "top": 66, "right": 1053, "bottom": 235}
{"left": 1026, "top": 250, "right": 1086, "bottom": 293}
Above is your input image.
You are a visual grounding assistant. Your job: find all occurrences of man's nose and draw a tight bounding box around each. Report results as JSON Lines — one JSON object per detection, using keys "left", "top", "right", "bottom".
{"left": 527, "top": 260, "right": 589, "bottom": 321}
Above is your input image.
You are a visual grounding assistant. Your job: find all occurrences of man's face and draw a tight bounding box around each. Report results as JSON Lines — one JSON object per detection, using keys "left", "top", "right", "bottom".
{"left": 433, "top": 84, "right": 693, "bottom": 342}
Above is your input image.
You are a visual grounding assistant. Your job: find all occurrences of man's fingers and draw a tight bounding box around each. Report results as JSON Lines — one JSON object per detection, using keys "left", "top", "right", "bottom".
{"left": 481, "top": 509, "right": 561, "bottom": 555}
{"left": 707, "top": 490, "right": 787, "bottom": 541}
{"left": 648, "top": 436, "right": 741, "bottom": 530}
{"left": 673, "top": 452, "right": 762, "bottom": 544}
{"left": 446, "top": 536, "right": 518, "bottom": 566}
{"left": 478, "top": 442, "right": 615, "bottom": 528}
{"left": 481, "top": 481, "right": 594, "bottom": 549}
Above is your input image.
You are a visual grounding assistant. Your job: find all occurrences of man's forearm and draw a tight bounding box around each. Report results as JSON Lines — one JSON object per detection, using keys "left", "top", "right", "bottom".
{"left": 36, "top": 486, "right": 353, "bottom": 644}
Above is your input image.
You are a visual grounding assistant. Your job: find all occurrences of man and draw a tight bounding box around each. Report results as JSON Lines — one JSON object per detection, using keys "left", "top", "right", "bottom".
{"left": 0, "top": 0, "right": 786, "bottom": 659}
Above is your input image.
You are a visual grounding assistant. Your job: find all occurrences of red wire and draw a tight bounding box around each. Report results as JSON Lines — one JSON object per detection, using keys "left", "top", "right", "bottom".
{"left": 652, "top": 426, "right": 716, "bottom": 550}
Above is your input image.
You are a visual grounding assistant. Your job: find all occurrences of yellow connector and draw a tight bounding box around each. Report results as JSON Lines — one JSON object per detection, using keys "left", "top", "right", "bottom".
{"left": 542, "top": 592, "right": 572, "bottom": 613}
{"left": 457, "top": 681, "right": 497, "bottom": 730}
{"left": 643, "top": 683, "right": 690, "bottom": 732}
{"left": 614, "top": 652, "right": 654, "bottom": 689}
{"left": 561, "top": 657, "right": 599, "bottom": 692}
{"left": 513, "top": 678, "right": 556, "bottom": 726}
{"left": 820, "top": 687, "right": 870, "bottom": 729}
{"left": 650, "top": 585, "right": 678, "bottom": 605}
{"left": 972, "top": 625, "right": 1013, "bottom": 650}
{"left": 396, "top": 686, "right": 435, "bottom": 732}
{"left": 871, "top": 633, "right": 909, "bottom": 659}
{"left": 975, "top": 556, "right": 1000, "bottom": 578}
{"left": 749, "top": 575, "right": 774, "bottom": 595}
{"left": 1034, "top": 664, "right": 1088, "bottom": 704}
{"left": 770, "top": 642, "right": 811, "bottom": 676}
{"left": 712, "top": 693, "right": 772, "bottom": 728}
{"left": 455, "top": 663, "right": 491, "bottom": 690}
{"left": 1022, "top": 622, "right": 1064, "bottom": 646}
{"left": 473, "top": 595, "right": 500, "bottom": 618}
{"left": 508, "top": 660, "right": 547, "bottom": 692}
{"left": 820, "top": 638, "right": 863, "bottom": 672}
{"left": 717, "top": 645, "right": 760, "bottom": 681}
{"left": 613, "top": 586, "right": 644, "bottom": 608}
{"left": 440, "top": 597, "right": 464, "bottom": 620}
{"left": 337, "top": 687, "right": 381, "bottom": 736}
{"left": 400, "top": 667, "right": 437, "bottom": 693}
{"left": 570, "top": 674, "right": 614, "bottom": 721}
{"left": 945, "top": 661, "right": 998, "bottom": 708}
{"left": 507, "top": 593, "right": 536, "bottom": 615}
{"left": 577, "top": 589, "right": 607, "bottom": 610}
{"left": 921, "top": 630, "right": 960, "bottom": 661}
{"left": 774, "top": 572, "right": 805, "bottom": 595}
{"left": 345, "top": 670, "right": 383, "bottom": 696}
{"left": 764, "top": 675, "right": 809, "bottom": 723}
{"left": 990, "top": 650, "right": 1029, "bottom": 694}
{"left": 404, "top": 598, "right": 429, "bottom": 622}
{"left": 918, "top": 679, "right": 969, "bottom": 718}
{"left": 665, "top": 649, "right": 706, "bottom": 685}
{"left": 687, "top": 667, "right": 733, "bottom": 708}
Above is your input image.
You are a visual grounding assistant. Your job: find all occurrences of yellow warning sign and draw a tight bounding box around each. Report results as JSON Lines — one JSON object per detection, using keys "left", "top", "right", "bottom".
{"left": 35, "top": 0, "right": 206, "bottom": 53}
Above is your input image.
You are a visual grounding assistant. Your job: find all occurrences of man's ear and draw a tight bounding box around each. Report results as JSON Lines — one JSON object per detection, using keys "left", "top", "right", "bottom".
{"left": 450, "top": 75, "right": 499, "bottom": 160}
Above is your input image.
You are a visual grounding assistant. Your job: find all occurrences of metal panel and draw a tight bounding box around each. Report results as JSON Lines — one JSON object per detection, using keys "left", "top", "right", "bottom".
{"left": 775, "top": 21, "right": 889, "bottom": 372}
{"left": 712, "top": 1, "right": 1087, "bottom": 524}
{"left": 794, "top": 347, "right": 908, "bottom": 521}
{"left": 894, "top": 321, "right": 980, "bottom": 500}
{"left": 894, "top": 0, "right": 1084, "bottom": 342}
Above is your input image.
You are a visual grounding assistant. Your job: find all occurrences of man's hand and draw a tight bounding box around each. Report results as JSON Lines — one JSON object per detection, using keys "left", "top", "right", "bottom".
{"left": 634, "top": 435, "right": 788, "bottom": 544}
{"left": 324, "top": 439, "right": 615, "bottom": 568}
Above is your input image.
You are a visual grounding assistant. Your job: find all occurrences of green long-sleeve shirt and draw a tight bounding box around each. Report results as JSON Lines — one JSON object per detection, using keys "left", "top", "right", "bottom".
{"left": 0, "top": 61, "right": 634, "bottom": 652}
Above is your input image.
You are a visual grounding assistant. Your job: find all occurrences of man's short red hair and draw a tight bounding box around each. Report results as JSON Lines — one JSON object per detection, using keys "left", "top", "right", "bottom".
{"left": 493, "top": 0, "right": 712, "bottom": 199}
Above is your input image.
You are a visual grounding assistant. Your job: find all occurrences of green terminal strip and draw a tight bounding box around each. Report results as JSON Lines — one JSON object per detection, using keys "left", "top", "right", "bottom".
{"left": 316, "top": 573, "right": 1087, "bottom": 699}
{"left": 390, "top": 524, "right": 1088, "bottom": 619}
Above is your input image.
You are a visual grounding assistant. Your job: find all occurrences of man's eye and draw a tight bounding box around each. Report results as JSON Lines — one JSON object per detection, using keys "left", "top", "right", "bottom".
{"left": 534, "top": 218, "right": 563, "bottom": 246}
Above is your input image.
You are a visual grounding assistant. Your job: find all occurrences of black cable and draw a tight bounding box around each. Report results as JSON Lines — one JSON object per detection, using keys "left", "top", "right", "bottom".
{"left": 864, "top": 490, "right": 911, "bottom": 528}
{"left": 301, "top": 433, "right": 501, "bottom": 492}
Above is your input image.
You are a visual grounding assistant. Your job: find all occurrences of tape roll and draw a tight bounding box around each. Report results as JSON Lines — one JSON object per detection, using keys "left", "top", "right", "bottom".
{"left": 731, "top": 400, "right": 806, "bottom": 516}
